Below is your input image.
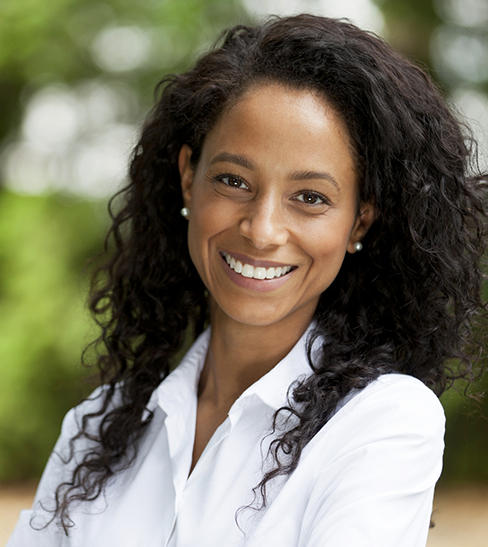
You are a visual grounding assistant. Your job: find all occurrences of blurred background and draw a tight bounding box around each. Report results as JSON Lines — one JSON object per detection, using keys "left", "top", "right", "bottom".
{"left": 0, "top": 0, "right": 487, "bottom": 541}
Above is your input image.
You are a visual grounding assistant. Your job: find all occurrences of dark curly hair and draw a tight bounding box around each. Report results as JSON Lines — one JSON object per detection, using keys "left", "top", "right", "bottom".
{"left": 50, "top": 14, "right": 487, "bottom": 531}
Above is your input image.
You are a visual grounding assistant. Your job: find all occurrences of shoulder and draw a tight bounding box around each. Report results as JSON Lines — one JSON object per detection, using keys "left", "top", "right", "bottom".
{"left": 288, "top": 377, "right": 445, "bottom": 547}
{"left": 336, "top": 373, "right": 444, "bottom": 435}
{"left": 57, "top": 384, "right": 120, "bottom": 448}
{"left": 296, "top": 374, "right": 446, "bottom": 509}
{"left": 354, "top": 373, "right": 443, "bottom": 423}
{"left": 312, "top": 373, "right": 445, "bottom": 465}
{"left": 32, "top": 385, "right": 122, "bottom": 507}
{"left": 336, "top": 373, "right": 444, "bottom": 421}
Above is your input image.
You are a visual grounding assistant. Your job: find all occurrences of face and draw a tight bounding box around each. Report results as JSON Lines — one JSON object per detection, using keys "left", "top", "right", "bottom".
{"left": 179, "top": 83, "right": 375, "bottom": 330}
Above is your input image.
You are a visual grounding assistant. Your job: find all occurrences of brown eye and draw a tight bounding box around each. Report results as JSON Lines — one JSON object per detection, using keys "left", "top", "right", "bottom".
{"left": 217, "top": 175, "right": 248, "bottom": 189}
{"left": 296, "top": 192, "right": 325, "bottom": 205}
{"left": 228, "top": 176, "right": 243, "bottom": 187}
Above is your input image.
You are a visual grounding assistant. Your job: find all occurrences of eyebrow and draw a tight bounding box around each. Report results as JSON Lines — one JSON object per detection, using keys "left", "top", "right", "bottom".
{"left": 209, "top": 152, "right": 255, "bottom": 171}
{"left": 289, "top": 170, "right": 340, "bottom": 192}
{"left": 209, "top": 152, "right": 340, "bottom": 192}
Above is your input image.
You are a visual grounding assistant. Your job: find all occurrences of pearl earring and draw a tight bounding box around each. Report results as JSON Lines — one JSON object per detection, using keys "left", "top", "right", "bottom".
{"left": 354, "top": 241, "right": 363, "bottom": 252}
{"left": 180, "top": 207, "right": 190, "bottom": 219}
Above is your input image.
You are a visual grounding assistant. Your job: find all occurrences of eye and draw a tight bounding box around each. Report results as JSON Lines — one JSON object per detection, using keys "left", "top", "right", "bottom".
{"left": 295, "top": 191, "right": 328, "bottom": 205}
{"left": 215, "top": 174, "right": 249, "bottom": 190}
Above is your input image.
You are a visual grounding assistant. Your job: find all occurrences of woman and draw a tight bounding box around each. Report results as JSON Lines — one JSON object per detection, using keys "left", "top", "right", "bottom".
{"left": 8, "top": 14, "right": 487, "bottom": 547}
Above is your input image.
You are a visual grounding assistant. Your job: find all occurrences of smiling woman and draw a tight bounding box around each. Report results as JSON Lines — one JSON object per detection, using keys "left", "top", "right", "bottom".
{"left": 179, "top": 84, "right": 374, "bottom": 333}
{"left": 7, "top": 14, "right": 488, "bottom": 547}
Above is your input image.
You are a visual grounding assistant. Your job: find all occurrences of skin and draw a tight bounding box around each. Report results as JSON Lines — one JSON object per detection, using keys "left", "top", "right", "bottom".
{"left": 179, "top": 83, "right": 376, "bottom": 472}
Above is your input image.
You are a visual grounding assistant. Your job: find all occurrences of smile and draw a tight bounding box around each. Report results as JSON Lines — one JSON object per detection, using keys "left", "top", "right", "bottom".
{"left": 221, "top": 251, "right": 294, "bottom": 280}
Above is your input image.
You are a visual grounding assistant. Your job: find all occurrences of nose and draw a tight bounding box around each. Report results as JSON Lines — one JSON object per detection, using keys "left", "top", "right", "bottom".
{"left": 238, "top": 195, "right": 289, "bottom": 249}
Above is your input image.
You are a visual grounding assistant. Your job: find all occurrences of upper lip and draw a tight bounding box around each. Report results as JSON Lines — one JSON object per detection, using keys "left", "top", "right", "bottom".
{"left": 220, "top": 250, "right": 296, "bottom": 269}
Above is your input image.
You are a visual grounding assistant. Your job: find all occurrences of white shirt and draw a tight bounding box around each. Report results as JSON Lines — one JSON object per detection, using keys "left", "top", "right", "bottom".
{"left": 8, "top": 326, "right": 445, "bottom": 547}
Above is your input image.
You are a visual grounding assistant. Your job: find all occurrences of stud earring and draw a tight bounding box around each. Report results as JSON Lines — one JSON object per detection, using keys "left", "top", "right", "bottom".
{"left": 180, "top": 207, "right": 190, "bottom": 219}
{"left": 354, "top": 241, "right": 363, "bottom": 252}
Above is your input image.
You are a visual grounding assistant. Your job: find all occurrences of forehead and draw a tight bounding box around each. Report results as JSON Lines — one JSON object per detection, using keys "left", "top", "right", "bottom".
{"left": 197, "top": 83, "right": 357, "bottom": 191}
{"left": 224, "top": 82, "right": 349, "bottom": 139}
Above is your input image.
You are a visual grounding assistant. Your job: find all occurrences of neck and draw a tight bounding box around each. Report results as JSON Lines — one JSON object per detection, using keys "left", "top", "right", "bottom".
{"left": 197, "top": 304, "right": 313, "bottom": 409}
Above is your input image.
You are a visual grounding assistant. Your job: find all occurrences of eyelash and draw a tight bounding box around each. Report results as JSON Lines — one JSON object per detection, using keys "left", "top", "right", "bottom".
{"left": 214, "top": 174, "right": 330, "bottom": 207}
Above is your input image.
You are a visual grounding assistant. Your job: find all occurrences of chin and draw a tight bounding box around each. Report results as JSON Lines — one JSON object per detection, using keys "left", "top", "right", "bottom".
{"left": 218, "top": 302, "right": 292, "bottom": 328}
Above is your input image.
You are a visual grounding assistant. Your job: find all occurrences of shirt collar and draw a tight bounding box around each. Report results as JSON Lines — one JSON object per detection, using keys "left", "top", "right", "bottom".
{"left": 153, "top": 328, "right": 210, "bottom": 416}
{"left": 232, "top": 321, "right": 316, "bottom": 412}
{"left": 150, "top": 322, "right": 316, "bottom": 416}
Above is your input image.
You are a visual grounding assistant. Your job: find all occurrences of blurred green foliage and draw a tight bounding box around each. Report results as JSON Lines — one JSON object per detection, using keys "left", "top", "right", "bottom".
{"left": 380, "top": 0, "right": 441, "bottom": 68}
{"left": 0, "top": 0, "right": 487, "bottom": 484}
{"left": 0, "top": 190, "right": 103, "bottom": 480}
{"left": 441, "top": 384, "right": 488, "bottom": 485}
{"left": 0, "top": 0, "right": 248, "bottom": 142}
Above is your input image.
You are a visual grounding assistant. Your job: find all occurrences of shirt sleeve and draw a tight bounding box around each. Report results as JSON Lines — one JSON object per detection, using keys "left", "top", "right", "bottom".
{"left": 298, "top": 375, "right": 445, "bottom": 547}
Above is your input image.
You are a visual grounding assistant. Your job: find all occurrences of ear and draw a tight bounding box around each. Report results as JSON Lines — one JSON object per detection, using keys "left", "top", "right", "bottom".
{"left": 347, "top": 201, "right": 377, "bottom": 253}
{"left": 178, "top": 144, "right": 194, "bottom": 208}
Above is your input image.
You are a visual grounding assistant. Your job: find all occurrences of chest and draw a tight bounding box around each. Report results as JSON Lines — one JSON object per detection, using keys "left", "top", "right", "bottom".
{"left": 72, "top": 401, "right": 315, "bottom": 547}
{"left": 190, "top": 398, "right": 232, "bottom": 474}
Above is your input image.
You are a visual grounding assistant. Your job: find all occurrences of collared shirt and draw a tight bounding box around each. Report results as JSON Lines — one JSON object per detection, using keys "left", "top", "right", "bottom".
{"left": 8, "top": 326, "right": 445, "bottom": 547}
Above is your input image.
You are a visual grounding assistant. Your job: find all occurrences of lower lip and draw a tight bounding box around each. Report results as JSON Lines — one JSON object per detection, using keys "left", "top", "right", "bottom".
{"left": 220, "top": 255, "right": 295, "bottom": 293}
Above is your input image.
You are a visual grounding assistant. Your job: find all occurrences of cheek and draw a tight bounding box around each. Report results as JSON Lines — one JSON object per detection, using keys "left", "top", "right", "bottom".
{"left": 302, "top": 224, "right": 352, "bottom": 280}
{"left": 304, "top": 218, "right": 353, "bottom": 257}
{"left": 191, "top": 193, "right": 237, "bottom": 243}
{"left": 186, "top": 212, "right": 207, "bottom": 275}
{"left": 186, "top": 203, "right": 226, "bottom": 278}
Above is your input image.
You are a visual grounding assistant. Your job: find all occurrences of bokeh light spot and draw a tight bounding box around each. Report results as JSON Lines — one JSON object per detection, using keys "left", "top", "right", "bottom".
{"left": 91, "top": 25, "right": 152, "bottom": 73}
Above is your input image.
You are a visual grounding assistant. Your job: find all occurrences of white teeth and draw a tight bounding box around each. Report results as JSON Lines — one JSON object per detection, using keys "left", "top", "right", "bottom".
{"left": 241, "top": 264, "right": 254, "bottom": 278}
{"left": 222, "top": 252, "right": 293, "bottom": 280}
